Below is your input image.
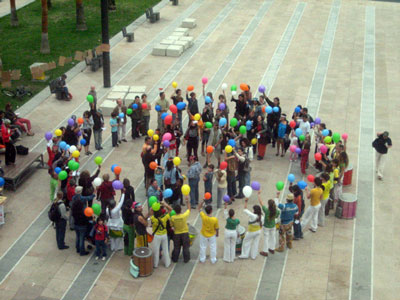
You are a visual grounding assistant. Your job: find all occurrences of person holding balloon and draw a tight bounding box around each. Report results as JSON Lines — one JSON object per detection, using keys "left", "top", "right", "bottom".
{"left": 156, "top": 92, "right": 169, "bottom": 133}
{"left": 223, "top": 202, "right": 240, "bottom": 263}
{"left": 71, "top": 193, "right": 91, "bottom": 256}
{"left": 258, "top": 191, "right": 280, "bottom": 257}
{"left": 263, "top": 94, "right": 281, "bottom": 147}
{"left": 141, "top": 94, "right": 151, "bottom": 135}
{"left": 206, "top": 122, "right": 223, "bottom": 168}
{"left": 53, "top": 191, "right": 69, "bottom": 250}
{"left": 186, "top": 91, "right": 199, "bottom": 123}
{"left": 187, "top": 156, "right": 202, "bottom": 207}
{"left": 78, "top": 166, "right": 101, "bottom": 207}
{"left": 106, "top": 193, "right": 126, "bottom": 251}
{"left": 300, "top": 142, "right": 311, "bottom": 174}
{"left": 113, "top": 99, "right": 128, "bottom": 143}
{"left": 255, "top": 115, "right": 271, "bottom": 160}
{"left": 170, "top": 88, "right": 184, "bottom": 130}
{"left": 171, "top": 196, "right": 191, "bottom": 263}
{"left": 197, "top": 199, "right": 219, "bottom": 264}
{"left": 81, "top": 111, "right": 94, "bottom": 155}
{"left": 129, "top": 96, "right": 142, "bottom": 140}
{"left": 96, "top": 173, "right": 116, "bottom": 213}
{"left": 201, "top": 107, "right": 213, "bottom": 157}
{"left": 276, "top": 193, "right": 298, "bottom": 252}
{"left": 93, "top": 217, "right": 109, "bottom": 260}
{"left": 300, "top": 178, "right": 324, "bottom": 233}
{"left": 87, "top": 86, "right": 97, "bottom": 109}
{"left": 183, "top": 120, "right": 200, "bottom": 161}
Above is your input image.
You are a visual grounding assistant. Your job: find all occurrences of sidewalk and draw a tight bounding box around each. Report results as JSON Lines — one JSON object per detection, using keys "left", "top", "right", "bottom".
{"left": 0, "top": 0, "right": 35, "bottom": 18}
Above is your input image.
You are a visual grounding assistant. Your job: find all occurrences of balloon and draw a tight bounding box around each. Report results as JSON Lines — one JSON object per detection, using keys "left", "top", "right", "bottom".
{"left": 163, "top": 140, "right": 170, "bottom": 148}
{"left": 251, "top": 181, "right": 260, "bottom": 191}
{"left": 169, "top": 104, "right": 178, "bottom": 114}
{"left": 231, "top": 91, "right": 237, "bottom": 96}
{"left": 219, "top": 103, "right": 226, "bottom": 111}
{"left": 205, "top": 96, "right": 212, "bottom": 104}
{"left": 295, "top": 147, "right": 302, "bottom": 154}
{"left": 187, "top": 85, "right": 194, "bottom": 91}
{"left": 240, "top": 83, "right": 249, "bottom": 91}
{"left": 84, "top": 207, "right": 94, "bottom": 217}
{"left": 77, "top": 118, "right": 84, "bottom": 125}
{"left": 310, "top": 122, "right": 315, "bottom": 128}
{"left": 227, "top": 139, "right": 235, "bottom": 147}
{"left": 72, "top": 150, "right": 80, "bottom": 158}
{"left": 87, "top": 95, "right": 94, "bottom": 103}
{"left": 68, "top": 145, "right": 76, "bottom": 153}
{"left": 94, "top": 156, "right": 102, "bottom": 165}
{"left": 162, "top": 133, "right": 172, "bottom": 141}
{"left": 219, "top": 118, "right": 227, "bottom": 127}
{"left": 132, "top": 103, "right": 138, "bottom": 109}
{"left": 173, "top": 157, "right": 181, "bottom": 166}
{"left": 69, "top": 161, "right": 80, "bottom": 171}
{"left": 322, "top": 129, "right": 329, "bottom": 137}
{"left": 152, "top": 202, "right": 161, "bottom": 212}
{"left": 295, "top": 128, "right": 302, "bottom": 137}
{"left": 45, "top": 131, "right": 53, "bottom": 141}
{"left": 288, "top": 174, "right": 295, "bottom": 183}
{"left": 92, "top": 203, "right": 101, "bottom": 216}
{"left": 299, "top": 135, "right": 305, "bottom": 142}
{"left": 246, "top": 120, "right": 252, "bottom": 129}
{"left": 163, "top": 188, "right": 173, "bottom": 198}
{"left": 80, "top": 138, "right": 86, "bottom": 146}
{"left": 149, "top": 196, "right": 157, "bottom": 207}
{"left": 230, "top": 118, "right": 238, "bottom": 127}
{"left": 223, "top": 194, "right": 230, "bottom": 203}
{"left": 273, "top": 107, "right": 279, "bottom": 113}
{"left": 220, "top": 161, "right": 228, "bottom": 170}
{"left": 170, "top": 210, "right": 176, "bottom": 216}
{"left": 149, "top": 162, "right": 158, "bottom": 170}
{"left": 225, "top": 145, "right": 233, "bottom": 153}
{"left": 146, "top": 129, "right": 154, "bottom": 137}
{"left": 58, "top": 170, "right": 68, "bottom": 181}
{"left": 111, "top": 164, "right": 118, "bottom": 172}
{"left": 164, "top": 115, "right": 173, "bottom": 125}
{"left": 205, "top": 122, "right": 212, "bottom": 129}
{"left": 54, "top": 167, "right": 62, "bottom": 174}
{"left": 243, "top": 186, "right": 252, "bottom": 198}
{"left": 320, "top": 145, "right": 328, "bottom": 154}
{"left": 295, "top": 106, "right": 301, "bottom": 113}
{"left": 127, "top": 108, "right": 133, "bottom": 115}
{"left": 172, "top": 81, "right": 178, "bottom": 89}
{"left": 314, "top": 117, "right": 321, "bottom": 124}
{"left": 251, "top": 138, "right": 257, "bottom": 145}
{"left": 153, "top": 134, "right": 159, "bottom": 141}
{"left": 181, "top": 184, "right": 190, "bottom": 196}
{"left": 239, "top": 126, "right": 246, "bottom": 135}
{"left": 59, "top": 141, "right": 67, "bottom": 150}
{"left": 206, "top": 146, "right": 214, "bottom": 154}
{"left": 68, "top": 118, "right": 75, "bottom": 126}
{"left": 230, "top": 85, "right": 237, "bottom": 91}
{"left": 342, "top": 133, "right": 348, "bottom": 140}
{"left": 307, "top": 175, "right": 315, "bottom": 182}
{"left": 204, "top": 192, "right": 211, "bottom": 200}
{"left": 177, "top": 102, "right": 186, "bottom": 110}
{"left": 155, "top": 104, "right": 161, "bottom": 112}
{"left": 161, "top": 112, "right": 168, "bottom": 120}
{"left": 194, "top": 114, "right": 201, "bottom": 121}
{"left": 140, "top": 103, "right": 147, "bottom": 110}
{"left": 55, "top": 129, "right": 62, "bottom": 137}
{"left": 298, "top": 180, "right": 307, "bottom": 190}
{"left": 112, "top": 180, "right": 123, "bottom": 190}
{"left": 289, "top": 145, "right": 297, "bottom": 152}
{"left": 315, "top": 153, "right": 322, "bottom": 161}
{"left": 324, "top": 136, "right": 332, "bottom": 144}
{"left": 93, "top": 177, "right": 102, "bottom": 187}
{"left": 276, "top": 181, "right": 284, "bottom": 191}
{"left": 221, "top": 83, "right": 228, "bottom": 90}
{"left": 114, "top": 166, "right": 121, "bottom": 175}
{"left": 265, "top": 106, "right": 272, "bottom": 114}
{"left": 202, "top": 77, "right": 208, "bottom": 84}
{"left": 76, "top": 131, "right": 82, "bottom": 137}
{"left": 332, "top": 132, "right": 340, "bottom": 143}
{"left": 119, "top": 112, "right": 124, "bottom": 119}
{"left": 258, "top": 85, "right": 266, "bottom": 93}
{"left": 289, "top": 121, "right": 296, "bottom": 128}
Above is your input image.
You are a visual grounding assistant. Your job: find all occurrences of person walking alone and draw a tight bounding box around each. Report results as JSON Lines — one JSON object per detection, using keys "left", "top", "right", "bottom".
{"left": 372, "top": 131, "right": 392, "bottom": 180}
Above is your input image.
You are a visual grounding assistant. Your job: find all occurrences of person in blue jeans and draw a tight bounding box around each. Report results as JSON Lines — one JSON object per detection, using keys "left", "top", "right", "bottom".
{"left": 72, "top": 198, "right": 90, "bottom": 256}
{"left": 276, "top": 193, "right": 298, "bottom": 252}
{"left": 54, "top": 191, "right": 69, "bottom": 250}
{"left": 187, "top": 156, "right": 202, "bottom": 207}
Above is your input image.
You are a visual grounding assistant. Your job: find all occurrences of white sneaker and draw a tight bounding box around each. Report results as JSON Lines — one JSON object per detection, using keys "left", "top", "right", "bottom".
{"left": 95, "top": 256, "right": 99, "bottom": 260}
{"left": 102, "top": 257, "right": 106, "bottom": 261}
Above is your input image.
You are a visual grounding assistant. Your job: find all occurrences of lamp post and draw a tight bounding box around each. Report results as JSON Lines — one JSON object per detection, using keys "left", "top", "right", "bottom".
{"left": 101, "top": 0, "right": 110, "bottom": 87}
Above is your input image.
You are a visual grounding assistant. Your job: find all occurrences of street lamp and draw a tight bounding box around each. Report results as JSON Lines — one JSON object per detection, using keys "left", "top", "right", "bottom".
{"left": 101, "top": 0, "right": 111, "bottom": 87}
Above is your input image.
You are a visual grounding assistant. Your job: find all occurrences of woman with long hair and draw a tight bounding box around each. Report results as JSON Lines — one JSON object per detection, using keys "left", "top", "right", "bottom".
{"left": 259, "top": 192, "right": 280, "bottom": 257}
{"left": 301, "top": 177, "right": 324, "bottom": 233}
{"left": 223, "top": 203, "right": 240, "bottom": 263}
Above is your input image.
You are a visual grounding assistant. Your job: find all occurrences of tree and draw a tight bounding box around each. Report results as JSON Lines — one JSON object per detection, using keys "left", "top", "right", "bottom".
{"left": 10, "top": 0, "right": 19, "bottom": 26}
{"left": 40, "top": 0, "right": 50, "bottom": 53}
{"left": 76, "top": 0, "right": 87, "bottom": 31}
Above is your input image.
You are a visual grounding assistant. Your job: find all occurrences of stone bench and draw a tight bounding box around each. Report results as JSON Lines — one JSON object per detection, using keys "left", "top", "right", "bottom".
{"left": 122, "top": 26, "right": 134, "bottom": 42}
{"left": 174, "top": 27, "right": 189, "bottom": 36}
{"left": 166, "top": 45, "right": 184, "bottom": 57}
{"left": 181, "top": 18, "right": 196, "bottom": 29}
{"left": 152, "top": 44, "right": 168, "bottom": 56}
{"left": 179, "top": 36, "right": 194, "bottom": 47}
{"left": 129, "top": 86, "right": 147, "bottom": 94}
{"left": 100, "top": 99, "right": 117, "bottom": 116}
{"left": 112, "top": 85, "right": 130, "bottom": 93}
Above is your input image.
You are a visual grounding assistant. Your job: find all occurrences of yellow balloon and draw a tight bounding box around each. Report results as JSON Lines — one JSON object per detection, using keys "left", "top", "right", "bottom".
{"left": 181, "top": 184, "right": 191, "bottom": 196}
{"left": 147, "top": 129, "right": 154, "bottom": 137}
{"left": 251, "top": 138, "right": 257, "bottom": 145}
{"left": 173, "top": 157, "right": 181, "bottom": 166}
{"left": 172, "top": 81, "right": 178, "bottom": 89}
{"left": 194, "top": 113, "right": 201, "bottom": 121}
{"left": 225, "top": 145, "right": 233, "bottom": 153}
{"left": 72, "top": 150, "right": 80, "bottom": 158}
{"left": 153, "top": 134, "right": 159, "bottom": 141}
{"left": 55, "top": 129, "right": 62, "bottom": 137}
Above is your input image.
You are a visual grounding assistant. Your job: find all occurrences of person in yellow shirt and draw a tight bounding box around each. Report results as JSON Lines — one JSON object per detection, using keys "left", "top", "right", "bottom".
{"left": 301, "top": 178, "right": 324, "bottom": 233}
{"left": 171, "top": 196, "right": 191, "bottom": 263}
{"left": 150, "top": 201, "right": 172, "bottom": 268}
{"left": 197, "top": 199, "right": 219, "bottom": 264}
{"left": 318, "top": 173, "right": 332, "bottom": 227}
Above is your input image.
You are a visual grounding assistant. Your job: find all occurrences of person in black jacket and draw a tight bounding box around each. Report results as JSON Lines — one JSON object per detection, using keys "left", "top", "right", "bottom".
{"left": 90, "top": 103, "right": 104, "bottom": 150}
{"left": 122, "top": 179, "right": 135, "bottom": 256}
{"left": 72, "top": 198, "right": 90, "bottom": 256}
{"left": 263, "top": 93, "right": 281, "bottom": 147}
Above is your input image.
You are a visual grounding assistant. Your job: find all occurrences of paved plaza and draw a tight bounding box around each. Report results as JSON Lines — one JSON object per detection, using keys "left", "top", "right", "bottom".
{"left": 0, "top": 0, "right": 399, "bottom": 299}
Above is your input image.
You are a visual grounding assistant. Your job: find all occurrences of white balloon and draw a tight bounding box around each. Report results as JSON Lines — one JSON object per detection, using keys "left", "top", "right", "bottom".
{"left": 69, "top": 145, "right": 77, "bottom": 153}
{"left": 93, "top": 177, "right": 102, "bottom": 187}
{"left": 221, "top": 83, "right": 228, "bottom": 90}
{"left": 243, "top": 185, "right": 252, "bottom": 198}
{"left": 231, "top": 91, "right": 237, "bottom": 96}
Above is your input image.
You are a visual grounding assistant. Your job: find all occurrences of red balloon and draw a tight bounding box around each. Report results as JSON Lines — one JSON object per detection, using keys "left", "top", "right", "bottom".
{"left": 114, "top": 166, "right": 121, "bottom": 175}
{"left": 204, "top": 192, "right": 211, "bottom": 200}
{"left": 289, "top": 120, "right": 296, "bottom": 129}
{"left": 315, "top": 153, "right": 322, "bottom": 161}
{"left": 169, "top": 104, "right": 178, "bottom": 114}
{"left": 164, "top": 115, "right": 173, "bottom": 125}
{"left": 149, "top": 162, "right": 157, "bottom": 170}
{"left": 307, "top": 174, "right": 315, "bottom": 182}
{"left": 142, "top": 103, "right": 148, "bottom": 110}
{"left": 220, "top": 161, "right": 228, "bottom": 170}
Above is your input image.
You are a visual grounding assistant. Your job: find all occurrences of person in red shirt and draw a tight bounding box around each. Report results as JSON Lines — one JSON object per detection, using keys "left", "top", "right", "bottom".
{"left": 96, "top": 173, "right": 115, "bottom": 213}
{"left": 1, "top": 119, "right": 16, "bottom": 165}
{"left": 300, "top": 142, "right": 311, "bottom": 174}
{"left": 66, "top": 178, "right": 76, "bottom": 204}
{"left": 47, "top": 140, "right": 59, "bottom": 174}
{"left": 94, "top": 217, "right": 108, "bottom": 260}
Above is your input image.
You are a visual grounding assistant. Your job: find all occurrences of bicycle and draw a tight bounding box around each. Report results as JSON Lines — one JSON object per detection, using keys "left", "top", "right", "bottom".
{"left": 1, "top": 86, "right": 33, "bottom": 99}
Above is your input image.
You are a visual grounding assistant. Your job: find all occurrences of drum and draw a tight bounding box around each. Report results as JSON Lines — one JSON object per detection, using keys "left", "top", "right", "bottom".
{"left": 133, "top": 247, "right": 153, "bottom": 277}
{"left": 188, "top": 224, "right": 198, "bottom": 247}
{"left": 337, "top": 193, "right": 357, "bottom": 219}
{"left": 343, "top": 164, "right": 353, "bottom": 186}
{"left": 235, "top": 225, "right": 246, "bottom": 254}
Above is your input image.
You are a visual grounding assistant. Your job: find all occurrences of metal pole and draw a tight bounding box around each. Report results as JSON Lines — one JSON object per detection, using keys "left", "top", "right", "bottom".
{"left": 101, "top": 0, "right": 110, "bottom": 87}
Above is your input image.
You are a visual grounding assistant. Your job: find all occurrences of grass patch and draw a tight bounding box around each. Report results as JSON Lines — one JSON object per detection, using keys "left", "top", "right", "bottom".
{"left": 0, "top": 0, "right": 160, "bottom": 109}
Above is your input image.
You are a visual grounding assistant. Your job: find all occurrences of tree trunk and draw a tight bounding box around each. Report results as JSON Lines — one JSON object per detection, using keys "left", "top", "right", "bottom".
{"left": 10, "top": 0, "right": 19, "bottom": 26}
{"left": 40, "top": 0, "right": 50, "bottom": 53}
{"left": 76, "top": 0, "right": 87, "bottom": 31}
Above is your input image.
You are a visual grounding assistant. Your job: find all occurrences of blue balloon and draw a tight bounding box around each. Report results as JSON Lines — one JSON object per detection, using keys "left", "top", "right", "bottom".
{"left": 205, "top": 96, "right": 212, "bottom": 104}
{"left": 177, "top": 102, "right": 186, "bottom": 110}
{"left": 111, "top": 164, "right": 118, "bottom": 172}
{"left": 163, "top": 188, "right": 173, "bottom": 198}
{"left": 273, "top": 106, "right": 279, "bottom": 113}
{"left": 298, "top": 180, "right": 307, "bottom": 190}
{"left": 161, "top": 112, "right": 168, "bottom": 120}
{"left": 0, "top": 177, "right": 5, "bottom": 187}
{"left": 54, "top": 167, "right": 62, "bottom": 174}
{"left": 59, "top": 141, "right": 67, "bottom": 150}
{"left": 288, "top": 174, "right": 295, "bottom": 183}
{"left": 66, "top": 144, "right": 71, "bottom": 150}
{"left": 155, "top": 104, "right": 161, "bottom": 112}
{"left": 295, "top": 106, "right": 301, "bottom": 113}
{"left": 246, "top": 120, "right": 252, "bottom": 128}
{"left": 322, "top": 129, "right": 329, "bottom": 137}
{"left": 80, "top": 139, "right": 86, "bottom": 146}
{"left": 132, "top": 103, "right": 138, "bottom": 109}
{"left": 265, "top": 106, "right": 273, "bottom": 114}
{"left": 228, "top": 139, "right": 236, "bottom": 147}
{"left": 119, "top": 112, "right": 124, "bottom": 118}
{"left": 295, "top": 128, "right": 303, "bottom": 137}
{"left": 219, "top": 117, "right": 227, "bottom": 127}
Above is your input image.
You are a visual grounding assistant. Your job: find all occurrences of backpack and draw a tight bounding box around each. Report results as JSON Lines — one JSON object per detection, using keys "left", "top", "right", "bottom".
{"left": 48, "top": 202, "right": 61, "bottom": 222}
{"left": 16, "top": 145, "right": 29, "bottom": 155}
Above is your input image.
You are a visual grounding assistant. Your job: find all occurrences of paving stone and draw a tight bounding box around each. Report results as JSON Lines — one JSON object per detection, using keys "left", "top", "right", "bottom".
{"left": 99, "top": 99, "right": 117, "bottom": 116}
{"left": 174, "top": 40, "right": 190, "bottom": 51}
{"left": 182, "top": 18, "right": 196, "bottom": 29}
{"left": 129, "top": 86, "right": 147, "bottom": 93}
{"left": 166, "top": 45, "right": 184, "bottom": 57}
{"left": 152, "top": 44, "right": 168, "bottom": 56}
{"left": 111, "top": 85, "right": 130, "bottom": 92}
{"left": 179, "top": 36, "right": 194, "bottom": 47}
{"left": 171, "top": 31, "right": 185, "bottom": 37}
{"left": 106, "top": 91, "right": 127, "bottom": 100}
{"left": 174, "top": 27, "right": 189, "bottom": 36}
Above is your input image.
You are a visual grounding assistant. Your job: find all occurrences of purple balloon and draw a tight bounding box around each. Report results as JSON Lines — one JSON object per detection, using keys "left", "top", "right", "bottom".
{"left": 112, "top": 180, "right": 123, "bottom": 190}
{"left": 310, "top": 122, "right": 315, "bottom": 128}
{"left": 45, "top": 131, "right": 53, "bottom": 141}
{"left": 295, "top": 147, "right": 302, "bottom": 154}
{"left": 219, "top": 103, "right": 226, "bottom": 111}
{"left": 258, "top": 85, "right": 266, "bottom": 93}
{"left": 68, "top": 118, "right": 75, "bottom": 127}
{"left": 251, "top": 181, "right": 260, "bottom": 191}
{"left": 163, "top": 140, "right": 170, "bottom": 148}
{"left": 223, "top": 194, "right": 230, "bottom": 203}
{"left": 314, "top": 117, "right": 321, "bottom": 125}
{"left": 76, "top": 131, "right": 82, "bottom": 137}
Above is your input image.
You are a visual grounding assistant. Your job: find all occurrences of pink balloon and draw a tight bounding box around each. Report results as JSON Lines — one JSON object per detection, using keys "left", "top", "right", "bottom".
{"left": 320, "top": 145, "right": 328, "bottom": 154}
{"left": 289, "top": 145, "right": 297, "bottom": 153}
{"left": 342, "top": 133, "right": 348, "bottom": 140}
{"left": 162, "top": 132, "right": 172, "bottom": 141}
{"left": 201, "top": 77, "right": 208, "bottom": 84}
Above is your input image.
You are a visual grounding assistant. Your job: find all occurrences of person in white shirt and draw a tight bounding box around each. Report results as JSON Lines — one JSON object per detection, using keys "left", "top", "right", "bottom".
{"left": 107, "top": 193, "right": 125, "bottom": 251}
{"left": 297, "top": 115, "right": 310, "bottom": 137}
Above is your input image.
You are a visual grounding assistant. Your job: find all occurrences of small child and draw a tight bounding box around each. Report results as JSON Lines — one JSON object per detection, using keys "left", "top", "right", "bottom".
{"left": 155, "top": 166, "right": 164, "bottom": 191}
{"left": 94, "top": 217, "right": 108, "bottom": 261}
{"left": 203, "top": 164, "right": 214, "bottom": 205}
{"left": 110, "top": 112, "right": 119, "bottom": 147}
{"left": 66, "top": 178, "right": 76, "bottom": 207}
{"left": 300, "top": 142, "right": 310, "bottom": 174}
{"left": 289, "top": 130, "right": 299, "bottom": 162}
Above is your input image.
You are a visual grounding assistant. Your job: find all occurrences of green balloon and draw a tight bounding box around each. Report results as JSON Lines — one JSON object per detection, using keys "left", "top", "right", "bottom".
{"left": 230, "top": 85, "right": 237, "bottom": 91}
{"left": 126, "top": 108, "right": 133, "bottom": 115}
{"left": 332, "top": 132, "right": 340, "bottom": 143}
{"left": 239, "top": 125, "right": 246, "bottom": 135}
{"left": 58, "top": 170, "right": 68, "bottom": 181}
{"left": 87, "top": 95, "right": 94, "bottom": 103}
{"left": 324, "top": 136, "right": 332, "bottom": 144}
{"left": 152, "top": 202, "right": 161, "bottom": 211}
{"left": 67, "top": 160, "right": 75, "bottom": 170}
{"left": 92, "top": 203, "right": 101, "bottom": 216}
{"left": 205, "top": 122, "right": 212, "bottom": 129}
{"left": 71, "top": 161, "right": 80, "bottom": 171}
{"left": 94, "top": 156, "right": 103, "bottom": 165}
{"left": 148, "top": 196, "right": 157, "bottom": 207}
{"left": 299, "top": 134, "right": 305, "bottom": 142}
{"left": 230, "top": 118, "right": 238, "bottom": 127}
{"left": 170, "top": 210, "right": 176, "bottom": 216}
{"left": 276, "top": 181, "right": 284, "bottom": 191}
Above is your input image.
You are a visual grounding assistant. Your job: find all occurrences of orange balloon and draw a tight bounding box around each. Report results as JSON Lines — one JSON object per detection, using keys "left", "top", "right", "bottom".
{"left": 240, "top": 83, "right": 249, "bottom": 91}
{"left": 198, "top": 120, "right": 204, "bottom": 127}
{"left": 114, "top": 166, "right": 121, "bottom": 175}
{"left": 77, "top": 118, "right": 84, "bottom": 125}
{"left": 84, "top": 207, "right": 93, "bottom": 217}
{"left": 206, "top": 146, "right": 214, "bottom": 154}
{"left": 204, "top": 192, "right": 212, "bottom": 200}
{"left": 262, "top": 106, "right": 266, "bottom": 113}
{"left": 149, "top": 161, "right": 158, "bottom": 170}
{"left": 187, "top": 85, "right": 194, "bottom": 91}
